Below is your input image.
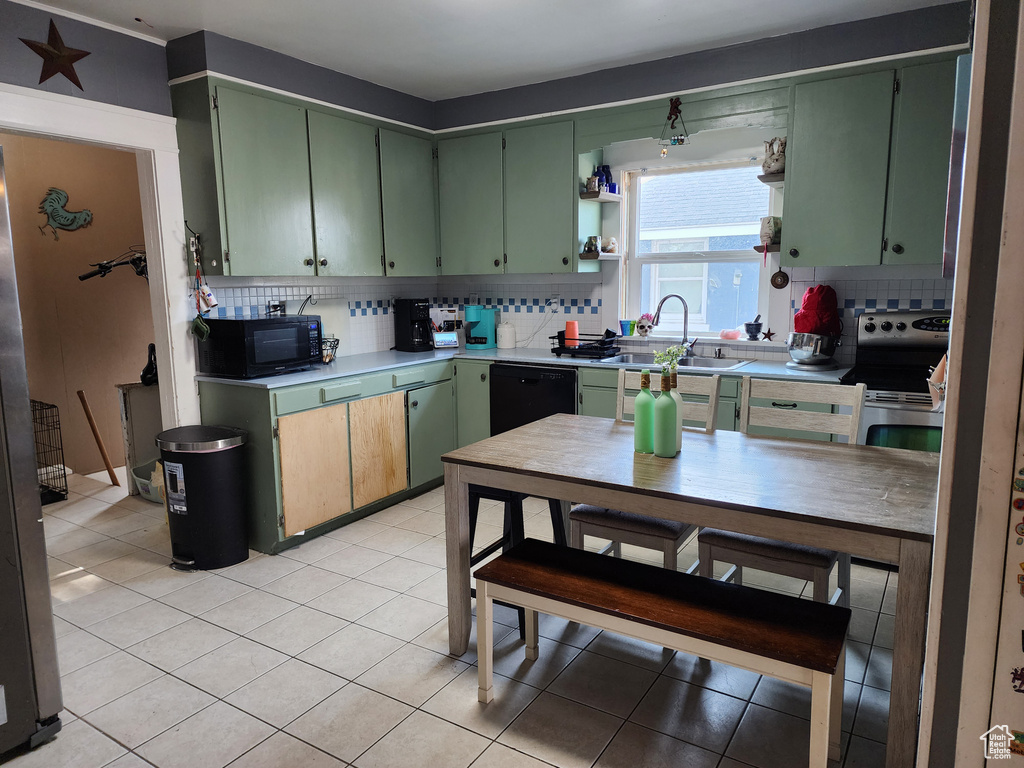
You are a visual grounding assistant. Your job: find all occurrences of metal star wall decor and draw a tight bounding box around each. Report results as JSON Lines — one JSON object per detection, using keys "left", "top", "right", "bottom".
{"left": 20, "top": 20, "right": 90, "bottom": 91}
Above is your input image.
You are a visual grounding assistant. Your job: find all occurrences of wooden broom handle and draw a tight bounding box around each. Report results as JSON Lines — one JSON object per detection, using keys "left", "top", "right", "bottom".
{"left": 76, "top": 390, "right": 120, "bottom": 487}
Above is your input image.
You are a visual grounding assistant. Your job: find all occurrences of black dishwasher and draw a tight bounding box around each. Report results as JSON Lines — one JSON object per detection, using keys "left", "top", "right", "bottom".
{"left": 489, "top": 363, "right": 577, "bottom": 436}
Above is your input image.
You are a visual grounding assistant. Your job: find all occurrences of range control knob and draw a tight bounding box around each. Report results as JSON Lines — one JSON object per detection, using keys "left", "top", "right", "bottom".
{"left": 880, "top": 321, "right": 893, "bottom": 332}
{"left": 863, "top": 322, "right": 876, "bottom": 333}
{"left": 896, "top": 321, "right": 907, "bottom": 332}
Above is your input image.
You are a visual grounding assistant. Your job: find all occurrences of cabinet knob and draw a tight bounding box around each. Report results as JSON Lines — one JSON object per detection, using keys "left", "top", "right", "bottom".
{"left": 319, "top": 258, "right": 328, "bottom": 267}
{"left": 493, "top": 259, "right": 500, "bottom": 268}
{"left": 891, "top": 243, "right": 904, "bottom": 254}
{"left": 410, "top": 400, "right": 418, "bottom": 408}
{"left": 562, "top": 257, "right": 569, "bottom": 265}
{"left": 304, "top": 258, "right": 314, "bottom": 266}
{"left": 388, "top": 261, "right": 395, "bottom": 269}
{"left": 788, "top": 248, "right": 799, "bottom": 258}
{"left": 480, "top": 373, "right": 487, "bottom": 382}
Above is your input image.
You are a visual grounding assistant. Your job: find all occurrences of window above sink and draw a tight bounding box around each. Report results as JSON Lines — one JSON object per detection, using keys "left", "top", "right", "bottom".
{"left": 624, "top": 163, "right": 773, "bottom": 338}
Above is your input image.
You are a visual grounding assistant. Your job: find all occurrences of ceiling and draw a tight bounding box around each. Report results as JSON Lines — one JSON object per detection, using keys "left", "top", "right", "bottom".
{"left": 34, "top": 0, "right": 958, "bottom": 100}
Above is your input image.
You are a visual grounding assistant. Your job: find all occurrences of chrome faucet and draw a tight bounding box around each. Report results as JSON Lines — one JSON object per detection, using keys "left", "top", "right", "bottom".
{"left": 651, "top": 294, "right": 691, "bottom": 355}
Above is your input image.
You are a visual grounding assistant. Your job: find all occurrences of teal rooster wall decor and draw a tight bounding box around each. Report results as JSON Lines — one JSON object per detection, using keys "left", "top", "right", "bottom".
{"left": 38, "top": 188, "right": 92, "bottom": 240}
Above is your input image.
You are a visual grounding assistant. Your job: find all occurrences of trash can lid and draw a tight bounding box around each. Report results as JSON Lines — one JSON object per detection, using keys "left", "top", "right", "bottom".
{"left": 156, "top": 425, "right": 247, "bottom": 452}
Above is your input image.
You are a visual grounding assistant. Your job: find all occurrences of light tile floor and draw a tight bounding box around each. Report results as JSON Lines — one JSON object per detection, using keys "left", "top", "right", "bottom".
{"left": 7, "top": 469, "right": 896, "bottom": 768}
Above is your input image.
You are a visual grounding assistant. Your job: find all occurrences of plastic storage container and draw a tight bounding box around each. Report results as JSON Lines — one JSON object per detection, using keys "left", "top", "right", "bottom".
{"left": 155, "top": 425, "right": 248, "bottom": 571}
{"left": 130, "top": 459, "right": 163, "bottom": 503}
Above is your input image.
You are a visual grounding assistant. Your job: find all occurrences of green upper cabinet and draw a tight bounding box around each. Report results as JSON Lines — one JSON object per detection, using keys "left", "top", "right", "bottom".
{"left": 504, "top": 121, "right": 575, "bottom": 274}
{"left": 215, "top": 85, "right": 315, "bottom": 276}
{"left": 438, "top": 132, "right": 505, "bottom": 275}
{"left": 307, "top": 110, "right": 383, "bottom": 277}
{"left": 380, "top": 130, "right": 439, "bottom": 277}
{"left": 781, "top": 71, "right": 895, "bottom": 267}
{"left": 883, "top": 60, "right": 957, "bottom": 265}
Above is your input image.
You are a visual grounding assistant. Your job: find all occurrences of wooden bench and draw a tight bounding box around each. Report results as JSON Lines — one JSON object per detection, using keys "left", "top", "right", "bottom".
{"left": 474, "top": 538, "right": 851, "bottom": 767}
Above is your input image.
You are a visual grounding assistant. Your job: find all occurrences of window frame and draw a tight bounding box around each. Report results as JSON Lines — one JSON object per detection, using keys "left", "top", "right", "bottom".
{"left": 623, "top": 162, "right": 775, "bottom": 339}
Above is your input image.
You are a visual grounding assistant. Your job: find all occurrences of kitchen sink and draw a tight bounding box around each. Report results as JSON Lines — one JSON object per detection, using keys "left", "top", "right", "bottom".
{"left": 599, "top": 353, "right": 750, "bottom": 371}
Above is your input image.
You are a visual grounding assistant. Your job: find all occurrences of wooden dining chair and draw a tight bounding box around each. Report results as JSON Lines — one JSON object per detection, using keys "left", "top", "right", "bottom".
{"left": 568, "top": 370, "right": 721, "bottom": 570}
{"left": 697, "top": 376, "right": 866, "bottom": 606}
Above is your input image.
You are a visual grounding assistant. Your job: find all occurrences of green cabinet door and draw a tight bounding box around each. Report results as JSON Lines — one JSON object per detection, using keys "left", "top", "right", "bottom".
{"left": 380, "top": 129, "right": 439, "bottom": 277}
{"left": 438, "top": 133, "right": 504, "bottom": 275}
{"left": 579, "top": 386, "right": 617, "bottom": 418}
{"left": 307, "top": 110, "right": 384, "bottom": 277}
{"left": 215, "top": 86, "right": 315, "bottom": 276}
{"left": 504, "top": 121, "right": 575, "bottom": 274}
{"left": 455, "top": 360, "right": 491, "bottom": 447}
{"left": 781, "top": 71, "right": 895, "bottom": 267}
{"left": 883, "top": 60, "right": 957, "bottom": 265}
{"left": 408, "top": 380, "right": 455, "bottom": 487}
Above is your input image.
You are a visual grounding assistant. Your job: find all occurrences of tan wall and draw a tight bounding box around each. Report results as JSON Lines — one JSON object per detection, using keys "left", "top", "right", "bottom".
{"left": 1, "top": 132, "right": 155, "bottom": 475}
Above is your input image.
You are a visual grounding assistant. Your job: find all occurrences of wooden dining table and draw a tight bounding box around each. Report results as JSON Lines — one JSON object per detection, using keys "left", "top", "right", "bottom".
{"left": 442, "top": 414, "right": 940, "bottom": 768}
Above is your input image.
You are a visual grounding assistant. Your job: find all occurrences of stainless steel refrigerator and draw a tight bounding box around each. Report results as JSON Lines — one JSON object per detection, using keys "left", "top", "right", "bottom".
{"left": 0, "top": 146, "right": 63, "bottom": 755}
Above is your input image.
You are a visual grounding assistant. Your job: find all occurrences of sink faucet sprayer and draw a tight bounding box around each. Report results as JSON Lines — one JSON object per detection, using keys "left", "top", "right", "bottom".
{"left": 651, "top": 294, "right": 693, "bottom": 356}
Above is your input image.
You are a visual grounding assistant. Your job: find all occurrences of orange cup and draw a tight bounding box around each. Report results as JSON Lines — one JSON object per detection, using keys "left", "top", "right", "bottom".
{"left": 565, "top": 320, "right": 579, "bottom": 347}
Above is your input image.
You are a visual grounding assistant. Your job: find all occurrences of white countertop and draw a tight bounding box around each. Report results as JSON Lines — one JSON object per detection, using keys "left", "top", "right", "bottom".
{"left": 196, "top": 346, "right": 851, "bottom": 389}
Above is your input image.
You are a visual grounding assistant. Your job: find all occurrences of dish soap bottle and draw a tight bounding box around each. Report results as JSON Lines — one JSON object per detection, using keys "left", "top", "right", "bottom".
{"left": 634, "top": 370, "right": 655, "bottom": 454}
{"left": 654, "top": 371, "right": 678, "bottom": 457}
{"left": 669, "top": 372, "right": 685, "bottom": 453}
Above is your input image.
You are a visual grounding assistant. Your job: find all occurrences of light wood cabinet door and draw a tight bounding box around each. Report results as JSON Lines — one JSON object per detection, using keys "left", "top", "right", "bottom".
{"left": 350, "top": 391, "right": 408, "bottom": 508}
{"left": 278, "top": 402, "right": 351, "bottom": 537}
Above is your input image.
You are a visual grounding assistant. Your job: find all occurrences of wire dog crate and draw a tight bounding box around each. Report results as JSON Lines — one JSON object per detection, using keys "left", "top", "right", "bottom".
{"left": 31, "top": 400, "right": 68, "bottom": 505}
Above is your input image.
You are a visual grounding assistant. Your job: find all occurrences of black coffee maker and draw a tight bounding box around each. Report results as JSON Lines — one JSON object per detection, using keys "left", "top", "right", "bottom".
{"left": 394, "top": 298, "right": 433, "bottom": 352}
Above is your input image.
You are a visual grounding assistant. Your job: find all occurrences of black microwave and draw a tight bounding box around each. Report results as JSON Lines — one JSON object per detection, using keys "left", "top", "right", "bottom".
{"left": 196, "top": 316, "right": 323, "bottom": 379}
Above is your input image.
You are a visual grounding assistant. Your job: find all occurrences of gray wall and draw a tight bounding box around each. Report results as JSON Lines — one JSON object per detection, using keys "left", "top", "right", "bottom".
{"left": 0, "top": 0, "right": 171, "bottom": 116}
{"left": 163, "top": 3, "right": 971, "bottom": 131}
{"left": 166, "top": 31, "right": 435, "bottom": 130}
{"left": 434, "top": 3, "right": 972, "bottom": 129}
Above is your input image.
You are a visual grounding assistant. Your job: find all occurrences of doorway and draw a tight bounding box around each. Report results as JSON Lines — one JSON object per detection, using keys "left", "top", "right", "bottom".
{"left": 0, "top": 132, "right": 156, "bottom": 480}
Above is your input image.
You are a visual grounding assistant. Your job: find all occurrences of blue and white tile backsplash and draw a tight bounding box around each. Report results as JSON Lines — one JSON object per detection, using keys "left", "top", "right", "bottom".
{"left": 206, "top": 265, "right": 951, "bottom": 363}
{"left": 205, "top": 276, "right": 606, "bottom": 355}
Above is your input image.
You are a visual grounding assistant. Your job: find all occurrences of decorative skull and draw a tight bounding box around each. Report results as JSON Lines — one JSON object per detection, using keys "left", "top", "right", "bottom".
{"left": 635, "top": 313, "right": 655, "bottom": 337}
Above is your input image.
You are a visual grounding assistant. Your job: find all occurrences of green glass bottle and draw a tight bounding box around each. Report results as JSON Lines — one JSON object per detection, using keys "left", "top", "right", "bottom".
{"left": 654, "top": 371, "right": 678, "bottom": 457}
{"left": 633, "top": 370, "right": 655, "bottom": 454}
{"left": 669, "top": 372, "right": 685, "bottom": 453}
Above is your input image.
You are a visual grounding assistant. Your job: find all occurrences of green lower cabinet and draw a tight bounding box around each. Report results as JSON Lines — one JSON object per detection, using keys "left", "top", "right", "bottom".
{"left": 745, "top": 398, "right": 831, "bottom": 441}
{"left": 455, "top": 360, "right": 491, "bottom": 447}
{"left": 578, "top": 367, "right": 618, "bottom": 418}
{"left": 408, "top": 380, "right": 455, "bottom": 487}
{"left": 580, "top": 385, "right": 617, "bottom": 418}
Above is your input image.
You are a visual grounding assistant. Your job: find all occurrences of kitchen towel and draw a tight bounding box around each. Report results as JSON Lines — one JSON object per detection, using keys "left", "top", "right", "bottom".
{"left": 793, "top": 285, "right": 841, "bottom": 336}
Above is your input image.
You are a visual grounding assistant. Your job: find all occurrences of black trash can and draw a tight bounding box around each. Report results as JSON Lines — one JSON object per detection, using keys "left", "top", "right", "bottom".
{"left": 156, "top": 425, "right": 248, "bottom": 571}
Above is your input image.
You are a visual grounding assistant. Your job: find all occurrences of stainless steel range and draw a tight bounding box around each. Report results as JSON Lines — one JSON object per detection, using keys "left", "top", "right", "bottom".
{"left": 840, "top": 310, "right": 950, "bottom": 449}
